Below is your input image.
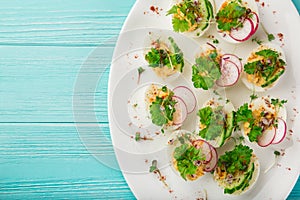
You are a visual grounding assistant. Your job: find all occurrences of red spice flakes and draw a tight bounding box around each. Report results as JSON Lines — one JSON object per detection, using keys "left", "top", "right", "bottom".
{"left": 277, "top": 33, "right": 284, "bottom": 42}
{"left": 149, "top": 5, "right": 162, "bottom": 15}
{"left": 145, "top": 159, "right": 149, "bottom": 163}
{"left": 255, "top": 0, "right": 259, "bottom": 2}
{"left": 160, "top": 175, "right": 166, "bottom": 181}
{"left": 272, "top": 10, "right": 276, "bottom": 14}
{"left": 261, "top": 2, "right": 265, "bottom": 7}
{"left": 128, "top": 122, "right": 133, "bottom": 126}
{"left": 286, "top": 167, "right": 292, "bottom": 171}
{"left": 169, "top": 189, "right": 174, "bottom": 193}
{"left": 289, "top": 129, "right": 294, "bottom": 133}
{"left": 134, "top": 54, "right": 139, "bottom": 59}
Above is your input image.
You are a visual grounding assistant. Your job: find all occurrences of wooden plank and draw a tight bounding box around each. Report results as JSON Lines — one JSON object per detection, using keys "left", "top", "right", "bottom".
{"left": 0, "top": 124, "right": 134, "bottom": 198}
{"left": 0, "top": 0, "right": 135, "bottom": 46}
{"left": 0, "top": 46, "right": 113, "bottom": 122}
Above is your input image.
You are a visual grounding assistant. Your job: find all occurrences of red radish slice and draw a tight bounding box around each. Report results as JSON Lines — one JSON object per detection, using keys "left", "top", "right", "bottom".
{"left": 216, "top": 60, "right": 240, "bottom": 87}
{"left": 249, "top": 12, "right": 259, "bottom": 34}
{"left": 204, "top": 145, "right": 218, "bottom": 172}
{"left": 192, "top": 139, "right": 212, "bottom": 163}
{"left": 230, "top": 18, "right": 254, "bottom": 42}
{"left": 272, "top": 118, "right": 287, "bottom": 144}
{"left": 172, "top": 96, "right": 188, "bottom": 125}
{"left": 257, "top": 127, "right": 276, "bottom": 147}
{"left": 221, "top": 54, "right": 242, "bottom": 73}
{"left": 173, "top": 86, "right": 197, "bottom": 114}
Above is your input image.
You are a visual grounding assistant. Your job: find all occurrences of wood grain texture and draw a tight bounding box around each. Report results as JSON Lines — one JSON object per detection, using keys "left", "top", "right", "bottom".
{"left": 0, "top": 0, "right": 298, "bottom": 199}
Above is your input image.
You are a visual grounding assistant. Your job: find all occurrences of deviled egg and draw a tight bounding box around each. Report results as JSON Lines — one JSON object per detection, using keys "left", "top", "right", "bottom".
{"left": 236, "top": 96, "right": 287, "bottom": 147}
{"left": 192, "top": 44, "right": 241, "bottom": 90}
{"left": 216, "top": 0, "right": 259, "bottom": 43}
{"left": 166, "top": 0, "right": 215, "bottom": 37}
{"left": 214, "top": 144, "right": 260, "bottom": 195}
{"left": 145, "top": 37, "right": 184, "bottom": 78}
{"left": 168, "top": 130, "right": 218, "bottom": 181}
{"left": 145, "top": 84, "right": 187, "bottom": 131}
{"left": 242, "top": 43, "right": 286, "bottom": 92}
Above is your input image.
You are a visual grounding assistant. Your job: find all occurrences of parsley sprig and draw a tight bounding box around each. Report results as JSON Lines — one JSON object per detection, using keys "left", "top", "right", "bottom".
{"left": 174, "top": 143, "right": 205, "bottom": 180}
{"left": 198, "top": 106, "right": 226, "bottom": 140}
{"left": 236, "top": 103, "right": 262, "bottom": 142}
{"left": 192, "top": 50, "right": 221, "bottom": 90}
{"left": 218, "top": 144, "right": 253, "bottom": 174}
{"left": 216, "top": 1, "right": 248, "bottom": 32}
{"left": 149, "top": 86, "right": 177, "bottom": 126}
{"left": 145, "top": 37, "right": 184, "bottom": 72}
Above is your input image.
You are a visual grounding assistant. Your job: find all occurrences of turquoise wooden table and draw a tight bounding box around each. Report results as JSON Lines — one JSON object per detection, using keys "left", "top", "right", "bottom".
{"left": 0, "top": 0, "right": 299, "bottom": 199}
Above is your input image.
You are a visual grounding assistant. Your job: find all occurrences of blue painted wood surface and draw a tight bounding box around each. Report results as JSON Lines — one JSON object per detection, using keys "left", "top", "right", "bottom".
{"left": 0, "top": 0, "right": 299, "bottom": 199}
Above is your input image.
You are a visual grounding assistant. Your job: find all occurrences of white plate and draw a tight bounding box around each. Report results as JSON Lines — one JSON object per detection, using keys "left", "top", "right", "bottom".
{"left": 108, "top": 0, "right": 300, "bottom": 199}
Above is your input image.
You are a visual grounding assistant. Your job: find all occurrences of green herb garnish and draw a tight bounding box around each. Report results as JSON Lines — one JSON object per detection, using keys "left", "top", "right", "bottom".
{"left": 268, "top": 33, "right": 275, "bottom": 41}
{"left": 167, "top": 0, "right": 213, "bottom": 33}
{"left": 218, "top": 144, "right": 253, "bottom": 174}
{"left": 149, "top": 86, "right": 177, "bottom": 126}
{"left": 236, "top": 103, "right": 262, "bottom": 142}
{"left": 252, "top": 37, "right": 263, "bottom": 45}
{"left": 244, "top": 49, "right": 286, "bottom": 87}
{"left": 271, "top": 98, "right": 287, "bottom": 108}
{"left": 174, "top": 143, "right": 205, "bottom": 180}
{"left": 198, "top": 106, "right": 226, "bottom": 140}
{"left": 216, "top": 1, "right": 247, "bottom": 32}
{"left": 145, "top": 37, "right": 184, "bottom": 72}
{"left": 192, "top": 50, "right": 221, "bottom": 90}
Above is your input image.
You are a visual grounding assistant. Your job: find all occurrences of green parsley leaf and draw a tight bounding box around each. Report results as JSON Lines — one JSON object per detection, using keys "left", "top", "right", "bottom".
{"left": 192, "top": 53, "right": 221, "bottom": 90}
{"left": 138, "top": 67, "right": 145, "bottom": 75}
{"left": 172, "top": 17, "right": 190, "bottom": 32}
{"left": 236, "top": 103, "right": 253, "bottom": 123}
{"left": 248, "top": 126, "right": 263, "bottom": 142}
{"left": 174, "top": 143, "right": 205, "bottom": 180}
{"left": 268, "top": 33, "right": 275, "bottom": 41}
{"left": 198, "top": 106, "right": 226, "bottom": 140}
{"left": 216, "top": 1, "right": 247, "bottom": 32}
{"left": 218, "top": 144, "right": 253, "bottom": 174}
{"left": 149, "top": 86, "right": 177, "bottom": 127}
{"left": 150, "top": 103, "right": 168, "bottom": 126}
